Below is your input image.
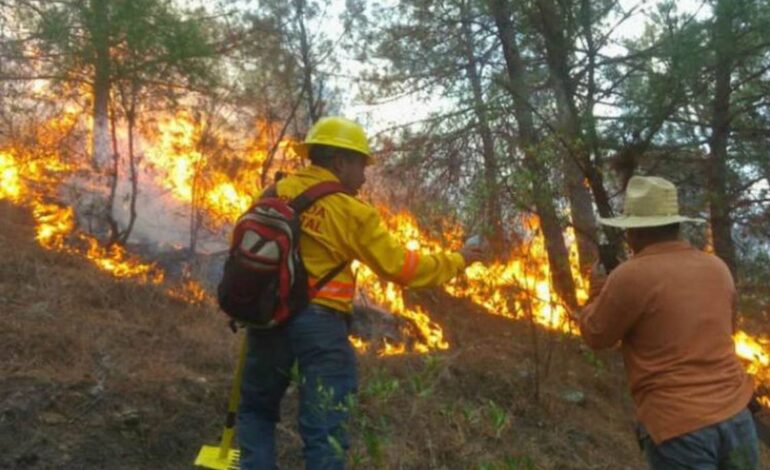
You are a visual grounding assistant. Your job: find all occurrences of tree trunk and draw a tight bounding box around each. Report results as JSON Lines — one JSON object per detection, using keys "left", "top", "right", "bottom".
{"left": 121, "top": 86, "right": 139, "bottom": 245}
{"left": 110, "top": 78, "right": 140, "bottom": 246}
{"left": 106, "top": 103, "right": 121, "bottom": 245}
{"left": 489, "top": 0, "right": 577, "bottom": 309}
{"left": 294, "top": 0, "right": 317, "bottom": 123}
{"left": 708, "top": 0, "right": 738, "bottom": 278}
{"left": 534, "top": 0, "right": 598, "bottom": 274}
{"left": 260, "top": 93, "right": 303, "bottom": 187}
{"left": 459, "top": 2, "right": 506, "bottom": 253}
{"left": 90, "top": 0, "right": 111, "bottom": 171}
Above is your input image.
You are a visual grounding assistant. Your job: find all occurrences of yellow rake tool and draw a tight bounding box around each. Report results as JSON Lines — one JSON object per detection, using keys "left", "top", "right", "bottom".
{"left": 195, "top": 334, "right": 248, "bottom": 469}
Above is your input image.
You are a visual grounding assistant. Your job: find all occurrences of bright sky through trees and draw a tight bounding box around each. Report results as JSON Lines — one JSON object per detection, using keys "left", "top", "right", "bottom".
{"left": 175, "top": 0, "right": 708, "bottom": 134}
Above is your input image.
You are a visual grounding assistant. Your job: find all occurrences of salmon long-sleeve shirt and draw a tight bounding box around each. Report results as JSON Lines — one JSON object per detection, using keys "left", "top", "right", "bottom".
{"left": 579, "top": 240, "right": 753, "bottom": 444}
{"left": 270, "top": 165, "right": 467, "bottom": 313}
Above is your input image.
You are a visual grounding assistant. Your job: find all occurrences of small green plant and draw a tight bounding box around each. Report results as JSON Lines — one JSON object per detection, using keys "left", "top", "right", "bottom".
{"left": 486, "top": 399, "right": 508, "bottom": 438}
{"left": 462, "top": 401, "right": 481, "bottom": 425}
{"left": 328, "top": 435, "right": 344, "bottom": 461}
{"left": 408, "top": 373, "right": 434, "bottom": 397}
{"left": 348, "top": 391, "right": 388, "bottom": 468}
{"left": 478, "top": 455, "right": 535, "bottom": 470}
{"left": 363, "top": 428, "right": 384, "bottom": 466}
{"left": 408, "top": 354, "right": 445, "bottom": 397}
{"left": 289, "top": 360, "right": 300, "bottom": 383}
{"left": 362, "top": 367, "right": 400, "bottom": 402}
{"left": 581, "top": 349, "right": 606, "bottom": 377}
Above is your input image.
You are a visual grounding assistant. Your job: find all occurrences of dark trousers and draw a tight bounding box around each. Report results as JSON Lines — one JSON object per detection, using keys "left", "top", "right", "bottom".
{"left": 641, "top": 408, "right": 759, "bottom": 470}
{"left": 237, "top": 304, "right": 357, "bottom": 470}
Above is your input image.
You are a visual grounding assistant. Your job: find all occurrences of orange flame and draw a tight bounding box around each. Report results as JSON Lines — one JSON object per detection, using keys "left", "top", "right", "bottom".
{"left": 0, "top": 152, "right": 22, "bottom": 201}
{"left": 167, "top": 279, "right": 209, "bottom": 304}
{"left": 143, "top": 112, "right": 300, "bottom": 226}
{"left": 734, "top": 331, "right": 770, "bottom": 375}
{"left": 1, "top": 144, "right": 163, "bottom": 284}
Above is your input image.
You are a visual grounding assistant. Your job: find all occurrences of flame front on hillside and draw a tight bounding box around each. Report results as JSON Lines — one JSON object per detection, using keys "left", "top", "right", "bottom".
{"left": 2, "top": 148, "right": 164, "bottom": 284}
{"left": 2, "top": 110, "right": 770, "bottom": 394}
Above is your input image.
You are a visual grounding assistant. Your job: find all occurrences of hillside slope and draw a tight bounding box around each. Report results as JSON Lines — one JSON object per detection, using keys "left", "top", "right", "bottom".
{"left": 2, "top": 201, "right": 766, "bottom": 469}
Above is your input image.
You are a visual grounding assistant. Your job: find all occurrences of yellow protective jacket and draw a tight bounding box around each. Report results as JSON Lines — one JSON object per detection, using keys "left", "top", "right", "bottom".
{"left": 270, "top": 165, "right": 467, "bottom": 313}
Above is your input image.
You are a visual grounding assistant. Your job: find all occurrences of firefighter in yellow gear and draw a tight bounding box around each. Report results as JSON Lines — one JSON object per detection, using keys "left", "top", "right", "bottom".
{"left": 237, "top": 116, "right": 486, "bottom": 470}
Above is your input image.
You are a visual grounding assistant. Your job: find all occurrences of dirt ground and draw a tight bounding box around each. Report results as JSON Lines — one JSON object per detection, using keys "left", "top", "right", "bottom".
{"left": 1, "top": 201, "right": 768, "bottom": 469}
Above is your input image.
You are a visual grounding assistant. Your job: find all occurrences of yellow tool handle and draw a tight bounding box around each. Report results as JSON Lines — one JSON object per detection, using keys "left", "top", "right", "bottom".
{"left": 218, "top": 333, "right": 249, "bottom": 459}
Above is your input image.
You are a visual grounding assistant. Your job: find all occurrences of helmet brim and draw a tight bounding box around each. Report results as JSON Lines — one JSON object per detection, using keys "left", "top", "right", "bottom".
{"left": 296, "top": 142, "right": 374, "bottom": 166}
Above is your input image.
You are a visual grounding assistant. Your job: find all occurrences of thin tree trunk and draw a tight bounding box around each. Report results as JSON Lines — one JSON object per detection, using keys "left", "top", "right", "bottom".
{"left": 90, "top": 0, "right": 111, "bottom": 171}
{"left": 120, "top": 86, "right": 138, "bottom": 245}
{"left": 489, "top": 0, "right": 577, "bottom": 309}
{"left": 534, "top": 0, "right": 598, "bottom": 274}
{"left": 190, "top": 112, "right": 213, "bottom": 253}
{"left": 106, "top": 102, "right": 121, "bottom": 245}
{"left": 294, "top": 0, "right": 317, "bottom": 123}
{"left": 260, "top": 91, "right": 304, "bottom": 187}
{"left": 708, "top": 0, "right": 738, "bottom": 278}
{"left": 459, "top": 2, "right": 506, "bottom": 252}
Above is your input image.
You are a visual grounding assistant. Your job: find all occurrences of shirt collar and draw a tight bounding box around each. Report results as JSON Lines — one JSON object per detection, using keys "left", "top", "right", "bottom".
{"left": 296, "top": 164, "right": 341, "bottom": 183}
{"left": 635, "top": 240, "right": 692, "bottom": 258}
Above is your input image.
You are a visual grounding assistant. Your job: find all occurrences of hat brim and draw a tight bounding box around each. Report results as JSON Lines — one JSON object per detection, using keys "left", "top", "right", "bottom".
{"left": 294, "top": 142, "right": 374, "bottom": 165}
{"left": 598, "top": 215, "right": 705, "bottom": 228}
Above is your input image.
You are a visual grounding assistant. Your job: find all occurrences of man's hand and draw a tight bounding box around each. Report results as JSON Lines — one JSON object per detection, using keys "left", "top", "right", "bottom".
{"left": 588, "top": 261, "right": 608, "bottom": 300}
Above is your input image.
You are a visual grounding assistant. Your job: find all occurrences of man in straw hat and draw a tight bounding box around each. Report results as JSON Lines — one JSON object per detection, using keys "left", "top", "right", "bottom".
{"left": 575, "top": 176, "right": 758, "bottom": 468}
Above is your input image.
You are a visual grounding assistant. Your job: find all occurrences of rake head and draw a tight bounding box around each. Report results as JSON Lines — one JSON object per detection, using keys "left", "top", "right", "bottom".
{"left": 195, "top": 445, "right": 240, "bottom": 470}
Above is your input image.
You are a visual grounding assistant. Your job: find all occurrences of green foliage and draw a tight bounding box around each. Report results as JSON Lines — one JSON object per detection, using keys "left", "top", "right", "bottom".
{"left": 350, "top": 0, "right": 770, "bottom": 283}
{"left": 486, "top": 399, "right": 509, "bottom": 438}
{"left": 462, "top": 400, "right": 482, "bottom": 426}
{"left": 362, "top": 427, "right": 385, "bottom": 466}
{"left": 581, "top": 349, "right": 605, "bottom": 378}
{"left": 348, "top": 373, "right": 390, "bottom": 469}
{"left": 478, "top": 455, "right": 535, "bottom": 470}
{"left": 327, "top": 434, "right": 345, "bottom": 461}
{"left": 289, "top": 360, "right": 300, "bottom": 383}
{"left": 407, "top": 353, "right": 445, "bottom": 398}
{"left": 20, "top": 0, "right": 222, "bottom": 107}
{"left": 37, "top": 7, "right": 74, "bottom": 47}
{"left": 361, "top": 366, "right": 400, "bottom": 402}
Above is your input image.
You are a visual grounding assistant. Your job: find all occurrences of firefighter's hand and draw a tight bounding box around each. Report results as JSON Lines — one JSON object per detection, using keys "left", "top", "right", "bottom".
{"left": 459, "top": 245, "right": 488, "bottom": 265}
{"left": 588, "top": 261, "right": 608, "bottom": 300}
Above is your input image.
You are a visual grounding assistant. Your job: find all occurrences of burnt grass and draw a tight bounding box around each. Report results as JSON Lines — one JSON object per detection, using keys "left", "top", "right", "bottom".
{"left": 2, "top": 201, "right": 768, "bottom": 469}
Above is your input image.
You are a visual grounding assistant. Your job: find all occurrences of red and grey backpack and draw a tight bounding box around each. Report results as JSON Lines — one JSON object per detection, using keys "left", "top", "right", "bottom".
{"left": 217, "top": 182, "right": 350, "bottom": 328}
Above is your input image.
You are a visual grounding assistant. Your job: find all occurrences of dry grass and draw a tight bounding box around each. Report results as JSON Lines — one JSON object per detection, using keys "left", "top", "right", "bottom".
{"left": 0, "top": 204, "right": 236, "bottom": 388}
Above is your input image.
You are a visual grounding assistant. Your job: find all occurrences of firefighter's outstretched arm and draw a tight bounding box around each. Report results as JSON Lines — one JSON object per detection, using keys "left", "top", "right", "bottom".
{"left": 344, "top": 203, "right": 467, "bottom": 288}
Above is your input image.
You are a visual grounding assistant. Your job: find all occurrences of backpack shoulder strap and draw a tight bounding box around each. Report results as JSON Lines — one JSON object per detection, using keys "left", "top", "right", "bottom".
{"left": 289, "top": 181, "right": 351, "bottom": 294}
{"left": 260, "top": 185, "right": 278, "bottom": 199}
{"left": 289, "top": 181, "right": 350, "bottom": 214}
{"left": 311, "top": 260, "right": 349, "bottom": 296}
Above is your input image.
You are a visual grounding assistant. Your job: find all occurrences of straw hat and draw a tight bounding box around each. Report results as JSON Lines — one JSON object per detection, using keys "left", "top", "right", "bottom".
{"left": 598, "top": 176, "right": 705, "bottom": 228}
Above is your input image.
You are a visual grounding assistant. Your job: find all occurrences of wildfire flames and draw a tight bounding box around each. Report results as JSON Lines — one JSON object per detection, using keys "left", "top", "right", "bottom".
{"left": 2, "top": 148, "right": 164, "bottom": 283}
{"left": 1, "top": 111, "right": 769, "bottom": 397}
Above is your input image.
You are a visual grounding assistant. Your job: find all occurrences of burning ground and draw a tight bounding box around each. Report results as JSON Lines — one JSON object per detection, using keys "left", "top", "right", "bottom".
{"left": 3, "top": 204, "right": 770, "bottom": 469}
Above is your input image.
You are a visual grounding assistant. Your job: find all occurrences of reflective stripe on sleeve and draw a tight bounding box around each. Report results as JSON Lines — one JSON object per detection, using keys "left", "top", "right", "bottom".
{"left": 396, "top": 250, "right": 420, "bottom": 285}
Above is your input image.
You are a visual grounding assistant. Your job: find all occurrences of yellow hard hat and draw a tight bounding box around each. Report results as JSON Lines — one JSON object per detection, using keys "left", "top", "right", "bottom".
{"left": 297, "top": 116, "right": 373, "bottom": 165}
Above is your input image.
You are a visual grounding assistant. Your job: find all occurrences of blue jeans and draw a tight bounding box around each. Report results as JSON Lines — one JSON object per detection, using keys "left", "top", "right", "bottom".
{"left": 642, "top": 408, "right": 759, "bottom": 470}
{"left": 237, "top": 304, "right": 357, "bottom": 470}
